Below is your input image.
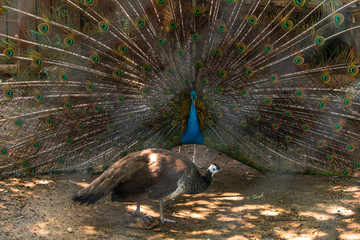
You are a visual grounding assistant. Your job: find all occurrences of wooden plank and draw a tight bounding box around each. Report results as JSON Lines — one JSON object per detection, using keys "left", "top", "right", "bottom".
{"left": 37, "top": 0, "right": 52, "bottom": 15}
{"left": 0, "top": 5, "right": 7, "bottom": 35}
{"left": 17, "top": 0, "right": 36, "bottom": 76}
{"left": 67, "top": 1, "right": 81, "bottom": 29}
{"left": 6, "top": 0, "right": 18, "bottom": 38}
{"left": 17, "top": 0, "right": 36, "bottom": 42}
{"left": 0, "top": 64, "right": 17, "bottom": 75}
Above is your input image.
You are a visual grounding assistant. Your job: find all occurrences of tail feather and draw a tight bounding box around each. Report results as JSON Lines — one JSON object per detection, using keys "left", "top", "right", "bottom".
{"left": 0, "top": 0, "right": 359, "bottom": 177}
{"left": 72, "top": 190, "right": 105, "bottom": 205}
{"left": 72, "top": 171, "right": 116, "bottom": 204}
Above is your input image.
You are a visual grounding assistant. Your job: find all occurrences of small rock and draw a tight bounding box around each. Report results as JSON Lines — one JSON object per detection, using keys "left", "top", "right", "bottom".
{"left": 67, "top": 227, "right": 74, "bottom": 233}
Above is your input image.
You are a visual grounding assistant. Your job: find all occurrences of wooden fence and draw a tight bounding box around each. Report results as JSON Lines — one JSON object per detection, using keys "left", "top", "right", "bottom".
{"left": 0, "top": 0, "right": 81, "bottom": 75}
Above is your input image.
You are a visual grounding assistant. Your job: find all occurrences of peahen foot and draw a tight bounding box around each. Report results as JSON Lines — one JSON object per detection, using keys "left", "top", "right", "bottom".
{"left": 132, "top": 203, "right": 150, "bottom": 220}
{"left": 127, "top": 203, "right": 160, "bottom": 229}
{"left": 127, "top": 213, "right": 159, "bottom": 229}
{"left": 159, "top": 199, "right": 176, "bottom": 224}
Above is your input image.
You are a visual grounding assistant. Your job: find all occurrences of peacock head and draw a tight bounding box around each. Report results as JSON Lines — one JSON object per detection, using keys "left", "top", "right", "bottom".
{"left": 207, "top": 164, "right": 221, "bottom": 177}
{"left": 190, "top": 89, "right": 197, "bottom": 106}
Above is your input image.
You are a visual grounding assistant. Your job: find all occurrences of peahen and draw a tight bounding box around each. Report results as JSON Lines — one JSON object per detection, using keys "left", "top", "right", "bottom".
{"left": 72, "top": 148, "right": 221, "bottom": 223}
{"left": 0, "top": 0, "right": 359, "bottom": 178}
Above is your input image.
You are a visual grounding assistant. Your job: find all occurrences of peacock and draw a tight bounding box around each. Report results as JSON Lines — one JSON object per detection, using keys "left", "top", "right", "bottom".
{"left": 0, "top": 0, "right": 359, "bottom": 178}
{"left": 72, "top": 148, "right": 221, "bottom": 223}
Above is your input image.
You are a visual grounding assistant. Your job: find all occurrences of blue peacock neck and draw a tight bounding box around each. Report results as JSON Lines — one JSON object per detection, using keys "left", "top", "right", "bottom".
{"left": 180, "top": 86, "right": 204, "bottom": 144}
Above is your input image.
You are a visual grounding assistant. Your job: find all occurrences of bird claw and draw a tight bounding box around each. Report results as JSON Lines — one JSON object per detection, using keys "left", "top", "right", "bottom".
{"left": 160, "top": 218, "right": 176, "bottom": 224}
{"left": 132, "top": 212, "right": 151, "bottom": 225}
{"left": 127, "top": 214, "right": 160, "bottom": 229}
{"left": 132, "top": 211, "right": 143, "bottom": 217}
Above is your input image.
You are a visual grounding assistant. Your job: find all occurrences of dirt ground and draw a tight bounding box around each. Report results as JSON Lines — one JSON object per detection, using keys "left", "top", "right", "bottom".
{"left": 1, "top": 145, "right": 359, "bottom": 240}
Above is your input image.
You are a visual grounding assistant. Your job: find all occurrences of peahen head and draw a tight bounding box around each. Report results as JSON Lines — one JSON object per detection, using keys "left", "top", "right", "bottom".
{"left": 207, "top": 164, "right": 221, "bottom": 177}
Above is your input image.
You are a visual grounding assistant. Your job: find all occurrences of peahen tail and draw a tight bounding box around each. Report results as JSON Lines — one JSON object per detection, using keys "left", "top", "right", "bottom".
{"left": 0, "top": 0, "right": 359, "bottom": 177}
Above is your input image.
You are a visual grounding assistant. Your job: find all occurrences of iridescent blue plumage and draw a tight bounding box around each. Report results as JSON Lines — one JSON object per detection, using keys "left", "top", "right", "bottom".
{"left": 181, "top": 90, "right": 204, "bottom": 145}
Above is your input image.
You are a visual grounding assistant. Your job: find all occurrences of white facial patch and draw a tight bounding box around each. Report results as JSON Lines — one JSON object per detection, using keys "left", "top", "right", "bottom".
{"left": 207, "top": 164, "right": 220, "bottom": 176}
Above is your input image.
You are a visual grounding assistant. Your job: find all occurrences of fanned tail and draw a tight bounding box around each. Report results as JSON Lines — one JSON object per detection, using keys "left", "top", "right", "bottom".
{"left": 0, "top": 0, "right": 359, "bottom": 177}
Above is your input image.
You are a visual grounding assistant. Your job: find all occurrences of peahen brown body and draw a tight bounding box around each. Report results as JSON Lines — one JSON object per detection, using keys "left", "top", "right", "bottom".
{"left": 0, "top": 0, "right": 359, "bottom": 177}
{"left": 72, "top": 148, "right": 220, "bottom": 222}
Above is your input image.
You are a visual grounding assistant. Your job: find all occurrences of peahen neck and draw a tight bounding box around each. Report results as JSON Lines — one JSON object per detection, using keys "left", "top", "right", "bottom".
{"left": 186, "top": 169, "right": 212, "bottom": 195}
{"left": 203, "top": 170, "right": 213, "bottom": 185}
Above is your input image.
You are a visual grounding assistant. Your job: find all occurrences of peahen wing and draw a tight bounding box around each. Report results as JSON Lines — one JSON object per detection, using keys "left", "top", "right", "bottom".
{"left": 0, "top": 0, "right": 359, "bottom": 177}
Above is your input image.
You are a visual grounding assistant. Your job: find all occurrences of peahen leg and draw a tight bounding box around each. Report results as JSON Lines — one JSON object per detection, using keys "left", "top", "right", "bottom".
{"left": 132, "top": 203, "right": 151, "bottom": 224}
{"left": 159, "top": 199, "right": 176, "bottom": 223}
{"left": 133, "top": 203, "right": 142, "bottom": 215}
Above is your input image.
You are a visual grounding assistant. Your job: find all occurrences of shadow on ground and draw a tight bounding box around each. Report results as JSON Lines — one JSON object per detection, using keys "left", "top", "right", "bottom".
{"left": 1, "top": 145, "right": 359, "bottom": 240}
